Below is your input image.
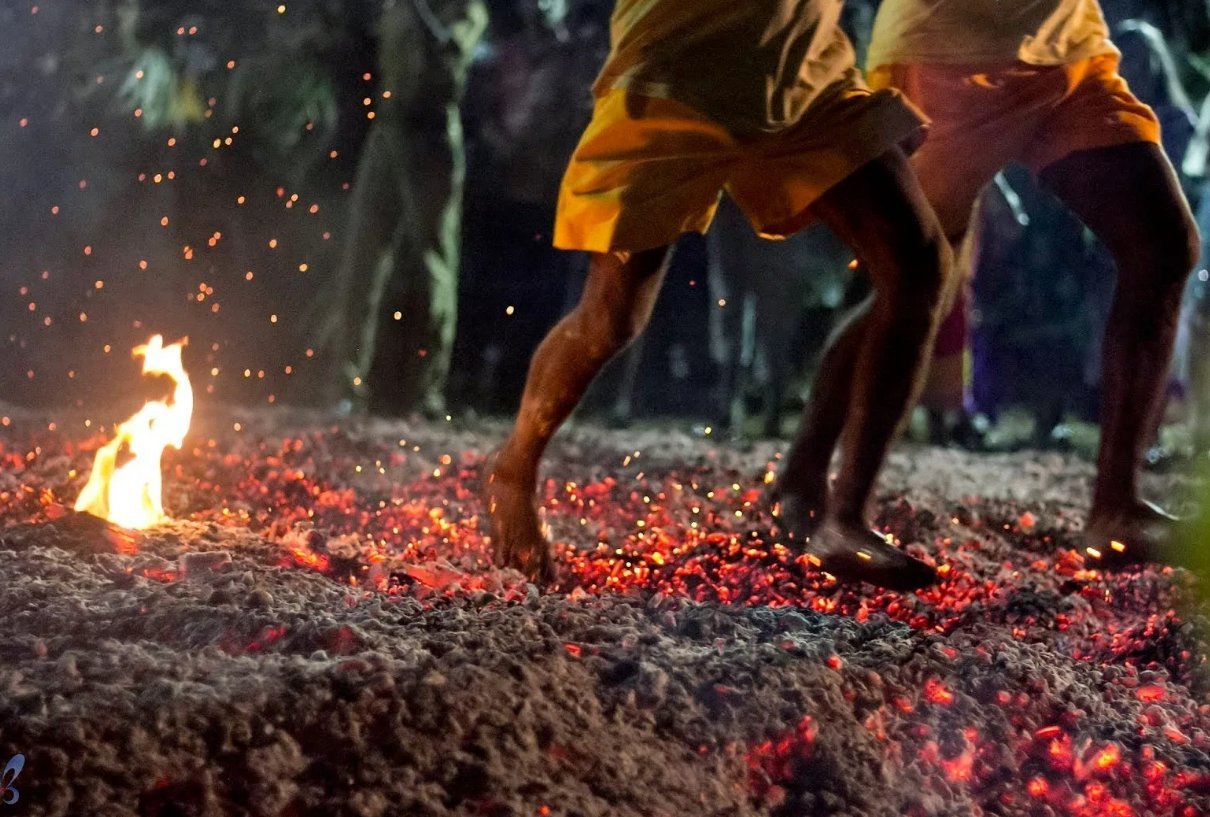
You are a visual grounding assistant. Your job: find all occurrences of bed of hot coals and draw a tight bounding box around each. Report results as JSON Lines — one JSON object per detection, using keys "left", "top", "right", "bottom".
{"left": 1, "top": 405, "right": 1208, "bottom": 817}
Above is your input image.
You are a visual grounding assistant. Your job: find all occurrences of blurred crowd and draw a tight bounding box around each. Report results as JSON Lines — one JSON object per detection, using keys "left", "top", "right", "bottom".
{"left": 418, "top": 0, "right": 1210, "bottom": 450}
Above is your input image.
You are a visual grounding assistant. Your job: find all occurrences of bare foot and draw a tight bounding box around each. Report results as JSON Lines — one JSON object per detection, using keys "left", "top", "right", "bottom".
{"left": 774, "top": 491, "right": 826, "bottom": 541}
{"left": 483, "top": 457, "right": 555, "bottom": 583}
{"left": 1083, "top": 500, "right": 1184, "bottom": 568}
{"left": 795, "top": 518, "right": 938, "bottom": 592}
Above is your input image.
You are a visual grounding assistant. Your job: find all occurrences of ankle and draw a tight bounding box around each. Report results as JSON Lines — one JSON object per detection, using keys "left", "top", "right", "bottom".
{"left": 775, "top": 465, "right": 829, "bottom": 506}
{"left": 1091, "top": 476, "right": 1139, "bottom": 516}
{"left": 1089, "top": 495, "right": 1144, "bottom": 523}
{"left": 777, "top": 483, "right": 826, "bottom": 508}
{"left": 822, "top": 508, "right": 869, "bottom": 532}
{"left": 491, "top": 444, "right": 537, "bottom": 489}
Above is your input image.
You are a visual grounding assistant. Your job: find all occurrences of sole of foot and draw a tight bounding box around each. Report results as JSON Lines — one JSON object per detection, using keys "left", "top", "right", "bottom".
{"left": 796, "top": 521, "right": 939, "bottom": 593}
{"left": 483, "top": 456, "right": 555, "bottom": 584}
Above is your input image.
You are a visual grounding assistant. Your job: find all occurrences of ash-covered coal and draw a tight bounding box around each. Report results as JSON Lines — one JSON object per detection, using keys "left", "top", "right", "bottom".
{"left": 0, "top": 406, "right": 1208, "bottom": 816}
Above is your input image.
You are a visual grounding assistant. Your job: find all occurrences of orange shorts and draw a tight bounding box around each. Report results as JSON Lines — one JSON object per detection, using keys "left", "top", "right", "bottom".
{"left": 553, "top": 83, "right": 925, "bottom": 253}
{"left": 868, "top": 53, "right": 1160, "bottom": 237}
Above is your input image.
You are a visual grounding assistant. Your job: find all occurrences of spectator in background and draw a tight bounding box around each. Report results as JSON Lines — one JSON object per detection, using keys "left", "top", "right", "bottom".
{"left": 454, "top": 0, "right": 607, "bottom": 413}
{"left": 707, "top": 196, "right": 853, "bottom": 438}
{"left": 313, "top": 0, "right": 488, "bottom": 416}
{"left": 964, "top": 175, "right": 1032, "bottom": 424}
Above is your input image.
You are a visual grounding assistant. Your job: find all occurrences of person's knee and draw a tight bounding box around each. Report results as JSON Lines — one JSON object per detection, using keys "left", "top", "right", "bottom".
{"left": 1127, "top": 207, "right": 1201, "bottom": 293}
{"left": 606, "top": 303, "right": 651, "bottom": 349}
{"left": 1158, "top": 203, "right": 1202, "bottom": 280}
{"left": 575, "top": 249, "right": 665, "bottom": 355}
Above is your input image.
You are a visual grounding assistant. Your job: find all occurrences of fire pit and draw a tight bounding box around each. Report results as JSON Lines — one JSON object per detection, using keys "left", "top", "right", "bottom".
{"left": 0, "top": 408, "right": 1208, "bottom": 816}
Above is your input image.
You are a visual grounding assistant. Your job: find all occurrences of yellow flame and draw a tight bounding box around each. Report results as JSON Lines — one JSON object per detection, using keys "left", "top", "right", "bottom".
{"left": 75, "top": 335, "right": 193, "bottom": 529}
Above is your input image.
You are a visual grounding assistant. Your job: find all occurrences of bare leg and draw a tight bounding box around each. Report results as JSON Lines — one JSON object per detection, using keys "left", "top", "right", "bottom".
{"left": 487, "top": 247, "right": 670, "bottom": 580}
{"left": 1039, "top": 142, "right": 1198, "bottom": 564}
{"left": 779, "top": 215, "right": 968, "bottom": 533}
{"left": 778, "top": 148, "right": 953, "bottom": 590}
{"left": 776, "top": 295, "right": 870, "bottom": 526}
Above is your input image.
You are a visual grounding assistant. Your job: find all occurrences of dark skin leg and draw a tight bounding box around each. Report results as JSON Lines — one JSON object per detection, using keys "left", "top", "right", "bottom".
{"left": 776, "top": 148, "right": 953, "bottom": 590}
{"left": 487, "top": 247, "right": 670, "bottom": 580}
{"left": 779, "top": 223, "right": 966, "bottom": 534}
{"left": 491, "top": 149, "right": 950, "bottom": 590}
{"left": 776, "top": 295, "right": 868, "bottom": 524}
{"left": 1038, "top": 142, "right": 1198, "bottom": 563}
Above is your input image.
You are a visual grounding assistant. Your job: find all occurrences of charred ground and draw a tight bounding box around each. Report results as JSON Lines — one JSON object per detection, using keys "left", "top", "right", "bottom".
{"left": 1, "top": 407, "right": 1208, "bottom": 817}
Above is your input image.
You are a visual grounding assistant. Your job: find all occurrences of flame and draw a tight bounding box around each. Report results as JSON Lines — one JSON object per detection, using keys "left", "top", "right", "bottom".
{"left": 74, "top": 335, "right": 192, "bottom": 529}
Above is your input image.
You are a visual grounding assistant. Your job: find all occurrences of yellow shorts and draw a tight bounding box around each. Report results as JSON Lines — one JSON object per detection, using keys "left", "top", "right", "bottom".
{"left": 868, "top": 54, "right": 1160, "bottom": 236}
{"left": 553, "top": 82, "right": 926, "bottom": 253}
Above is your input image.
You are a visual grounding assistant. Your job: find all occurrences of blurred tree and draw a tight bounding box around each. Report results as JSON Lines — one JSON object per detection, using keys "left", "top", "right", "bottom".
{"left": 104, "top": 0, "right": 374, "bottom": 406}
{"left": 0, "top": 0, "right": 387, "bottom": 408}
{"left": 112, "top": 0, "right": 372, "bottom": 178}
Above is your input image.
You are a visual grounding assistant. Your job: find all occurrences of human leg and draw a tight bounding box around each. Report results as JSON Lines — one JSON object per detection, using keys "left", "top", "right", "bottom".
{"left": 778, "top": 147, "right": 953, "bottom": 590}
{"left": 1039, "top": 141, "right": 1199, "bottom": 562}
{"left": 487, "top": 247, "right": 671, "bottom": 579}
{"left": 485, "top": 90, "right": 736, "bottom": 578}
{"left": 774, "top": 122, "right": 995, "bottom": 532}
{"left": 773, "top": 64, "right": 1023, "bottom": 533}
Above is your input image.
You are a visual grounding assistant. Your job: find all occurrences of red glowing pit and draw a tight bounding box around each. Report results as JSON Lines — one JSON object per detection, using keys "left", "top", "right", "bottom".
{"left": 0, "top": 417, "right": 1207, "bottom": 815}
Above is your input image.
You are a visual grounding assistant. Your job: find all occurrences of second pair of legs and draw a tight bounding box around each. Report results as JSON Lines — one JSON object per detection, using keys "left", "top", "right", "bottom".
{"left": 486, "top": 146, "right": 954, "bottom": 591}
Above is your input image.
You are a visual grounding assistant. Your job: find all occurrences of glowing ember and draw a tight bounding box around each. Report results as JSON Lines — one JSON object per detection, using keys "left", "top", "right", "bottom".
{"left": 74, "top": 335, "right": 192, "bottom": 529}
{"left": 923, "top": 678, "right": 955, "bottom": 705}
{"left": 1093, "top": 743, "right": 1122, "bottom": 771}
{"left": 2, "top": 420, "right": 1209, "bottom": 813}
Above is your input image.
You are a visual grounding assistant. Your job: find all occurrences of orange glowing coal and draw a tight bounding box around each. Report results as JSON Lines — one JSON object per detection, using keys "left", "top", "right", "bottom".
{"left": 75, "top": 335, "right": 193, "bottom": 529}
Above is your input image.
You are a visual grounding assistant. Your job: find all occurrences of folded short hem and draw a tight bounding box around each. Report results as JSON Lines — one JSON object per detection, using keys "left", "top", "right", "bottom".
{"left": 553, "top": 93, "right": 927, "bottom": 253}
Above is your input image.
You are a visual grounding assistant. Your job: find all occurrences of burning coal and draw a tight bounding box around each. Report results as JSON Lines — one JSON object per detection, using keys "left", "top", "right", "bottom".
{"left": 0, "top": 417, "right": 1207, "bottom": 814}
{"left": 73, "top": 335, "right": 192, "bottom": 529}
